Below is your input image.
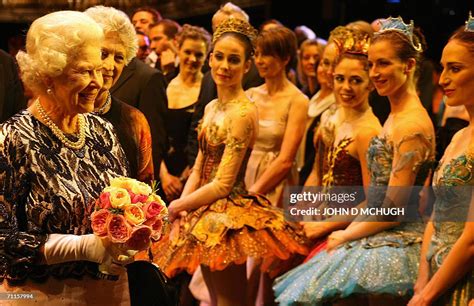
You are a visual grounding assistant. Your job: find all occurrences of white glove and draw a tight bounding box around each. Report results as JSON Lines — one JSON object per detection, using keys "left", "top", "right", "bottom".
{"left": 43, "top": 234, "right": 133, "bottom": 266}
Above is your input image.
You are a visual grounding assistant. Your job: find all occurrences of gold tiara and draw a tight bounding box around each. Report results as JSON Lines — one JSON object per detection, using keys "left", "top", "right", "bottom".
{"left": 212, "top": 18, "right": 258, "bottom": 47}
{"left": 329, "top": 26, "right": 353, "bottom": 49}
{"left": 329, "top": 26, "right": 370, "bottom": 56}
{"left": 341, "top": 30, "right": 371, "bottom": 56}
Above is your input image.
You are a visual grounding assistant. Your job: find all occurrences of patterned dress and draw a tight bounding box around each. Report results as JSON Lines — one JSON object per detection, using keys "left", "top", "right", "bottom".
{"left": 428, "top": 152, "right": 474, "bottom": 305}
{"left": 274, "top": 133, "right": 435, "bottom": 305}
{"left": 0, "top": 110, "right": 129, "bottom": 304}
{"left": 151, "top": 98, "right": 309, "bottom": 277}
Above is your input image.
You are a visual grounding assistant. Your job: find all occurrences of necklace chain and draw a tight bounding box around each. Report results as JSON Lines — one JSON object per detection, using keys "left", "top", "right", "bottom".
{"left": 94, "top": 91, "right": 111, "bottom": 115}
{"left": 35, "top": 98, "right": 86, "bottom": 150}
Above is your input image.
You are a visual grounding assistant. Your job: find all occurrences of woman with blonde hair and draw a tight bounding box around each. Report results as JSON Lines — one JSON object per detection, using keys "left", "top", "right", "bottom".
{"left": 160, "top": 24, "right": 211, "bottom": 202}
{"left": 297, "top": 39, "right": 322, "bottom": 98}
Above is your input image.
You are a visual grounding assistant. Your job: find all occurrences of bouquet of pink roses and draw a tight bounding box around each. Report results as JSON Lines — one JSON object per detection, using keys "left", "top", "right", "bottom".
{"left": 90, "top": 177, "right": 167, "bottom": 274}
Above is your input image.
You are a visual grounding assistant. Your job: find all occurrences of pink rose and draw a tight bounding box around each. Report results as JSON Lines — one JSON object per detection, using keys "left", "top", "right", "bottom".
{"left": 106, "top": 214, "right": 132, "bottom": 243}
{"left": 144, "top": 217, "right": 163, "bottom": 241}
{"left": 91, "top": 209, "right": 111, "bottom": 237}
{"left": 99, "top": 192, "right": 112, "bottom": 209}
{"left": 128, "top": 191, "right": 148, "bottom": 204}
{"left": 125, "top": 225, "right": 152, "bottom": 251}
{"left": 143, "top": 201, "right": 164, "bottom": 219}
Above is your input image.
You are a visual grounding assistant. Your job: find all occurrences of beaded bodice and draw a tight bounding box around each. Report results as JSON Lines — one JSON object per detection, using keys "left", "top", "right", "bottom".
{"left": 322, "top": 137, "right": 363, "bottom": 187}
{"left": 428, "top": 154, "right": 474, "bottom": 267}
{"left": 198, "top": 132, "right": 251, "bottom": 197}
{"left": 366, "top": 134, "right": 434, "bottom": 213}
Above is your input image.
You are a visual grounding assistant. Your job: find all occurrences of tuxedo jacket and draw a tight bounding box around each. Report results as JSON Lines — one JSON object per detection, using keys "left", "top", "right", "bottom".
{"left": 0, "top": 49, "right": 26, "bottom": 123}
{"left": 110, "top": 58, "right": 168, "bottom": 179}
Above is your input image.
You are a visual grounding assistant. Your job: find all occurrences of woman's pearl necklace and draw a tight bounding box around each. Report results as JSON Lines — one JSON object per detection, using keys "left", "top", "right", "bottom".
{"left": 35, "top": 98, "right": 86, "bottom": 150}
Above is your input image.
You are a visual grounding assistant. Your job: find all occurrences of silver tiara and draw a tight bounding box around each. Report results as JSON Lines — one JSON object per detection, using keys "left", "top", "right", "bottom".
{"left": 377, "top": 16, "right": 422, "bottom": 52}
{"left": 465, "top": 11, "right": 474, "bottom": 32}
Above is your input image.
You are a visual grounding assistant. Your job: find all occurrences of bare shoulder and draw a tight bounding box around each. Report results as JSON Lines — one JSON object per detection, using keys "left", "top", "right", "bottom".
{"left": 284, "top": 83, "right": 307, "bottom": 109}
{"left": 289, "top": 82, "right": 309, "bottom": 99}
{"left": 356, "top": 114, "right": 382, "bottom": 138}
{"left": 355, "top": 126, "right": 380, "bottom": 145}
{"left": 393, "top": 118, "right": 433, "bottom": 140}
{"left": 450, "top": 127, "right": 469, "bottom": 144}
{"left": 292, "top": 91, "right": 309, "bottom": 107}
{"left": 204, "top": 99, "right": 218, "bottom": 112}
{"left": 245, "top": 84, "right": 266, "bottom": 97}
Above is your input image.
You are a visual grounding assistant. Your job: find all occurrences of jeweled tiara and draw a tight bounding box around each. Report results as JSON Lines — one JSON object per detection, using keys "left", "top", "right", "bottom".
{"left": 376, "top": 16, "right": 422, "bottom": 52}
{"left": 212, "top": 18, "right": 258, "bottom": 47}
{"left": 465, "top": 11, "right": 474, "bottom": 32}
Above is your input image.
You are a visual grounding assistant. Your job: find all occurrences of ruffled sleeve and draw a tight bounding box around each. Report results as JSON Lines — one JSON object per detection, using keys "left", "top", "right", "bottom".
{"left": 209, "top": 107, "right": 256, "bottom": 197}
{"left": 0, "top": 124, "right": 47, "bottom": 283}
{"left": 392, "top": 131, "right": 435, "bottom": 181}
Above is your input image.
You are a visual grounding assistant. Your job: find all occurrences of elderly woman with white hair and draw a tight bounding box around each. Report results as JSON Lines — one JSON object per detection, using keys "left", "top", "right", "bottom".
{"left": 85, "top": 6, "right": 176, "bottom": 306}
{"left": 0, "top": 11, "right": 133, "bottom": 305}
{"left": 85, "top": 6, "right": 154, "bottom": 184}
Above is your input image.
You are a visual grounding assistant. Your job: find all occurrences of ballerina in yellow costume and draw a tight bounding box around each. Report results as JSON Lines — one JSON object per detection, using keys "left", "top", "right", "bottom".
{"left": 151, "top": 18, "right": 309, "bottom": 306}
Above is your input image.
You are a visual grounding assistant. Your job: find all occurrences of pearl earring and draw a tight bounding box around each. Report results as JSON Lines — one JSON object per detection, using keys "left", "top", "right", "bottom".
{"left": 46, "top": 88, "right": 53, "bottom": 95}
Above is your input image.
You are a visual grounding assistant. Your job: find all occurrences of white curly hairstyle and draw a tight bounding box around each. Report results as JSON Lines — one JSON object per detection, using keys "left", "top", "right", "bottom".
{"left": 84, "top": 6, "right": 138, "bottom": 65}
{"left": 16, "top": 11, "right": 103, "bottom": 94}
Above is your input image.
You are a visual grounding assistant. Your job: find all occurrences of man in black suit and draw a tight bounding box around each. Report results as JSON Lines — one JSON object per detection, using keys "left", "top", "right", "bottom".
{"left": 0, "top": 49, "right": 26, "bottom": 123}
{"left": 110, "top": 57, "right": 168, "bottom": 179}
{"left": 149, "top": 19, "right": 182, "bottom": 83}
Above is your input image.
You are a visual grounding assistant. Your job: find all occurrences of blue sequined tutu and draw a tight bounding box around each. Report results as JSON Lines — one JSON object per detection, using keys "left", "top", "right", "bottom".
{"left": 274, "top": 134, "right": 435, "bottom": 305}
{"left": 274, "top": 223, "right": 423, "bottom": 305}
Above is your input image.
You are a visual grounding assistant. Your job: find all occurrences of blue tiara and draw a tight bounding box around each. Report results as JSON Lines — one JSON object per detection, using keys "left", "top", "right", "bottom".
{"left": 376, "top": 16, "right": 422, "bottom": 52}
{"left": 465, "top": 11, "right": 474, "bottom": 32}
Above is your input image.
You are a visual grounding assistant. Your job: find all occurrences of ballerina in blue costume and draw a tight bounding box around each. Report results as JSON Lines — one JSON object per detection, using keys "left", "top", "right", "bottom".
{"left": 274, "top": 17, "right": 436, "bottom": 305}
{"left": 408, "top": 15, "right": 474, "bottom": 306}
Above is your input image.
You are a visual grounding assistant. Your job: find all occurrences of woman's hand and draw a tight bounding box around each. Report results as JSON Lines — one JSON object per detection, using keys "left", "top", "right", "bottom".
{"left": 413, "top": 270, "right": 430, "bottom": 294}
{"left": 407, "top": 292, "right": 432, "bottom": 306}
{"left": 43, "top": 233, "right": 135, "bottom": 276}
{"left": 168, "top": 199, "right": 185, "bottom": 222}
{"left": 302, "top": 222, "right": 329, "bottom": 239}
{"left": 247, "top": 186, "right": 257, "bottom": 194}
{"left": 99, "top": 238, "right": 136, "bottom": 275}
{"left": 160, "top": 48, "right": 177, "bottom": 74}
{"left": 180, "top": 167, "right": 192, "bottom": 182}
{"left": 161, "top": 172, "right": 183, "bottom": 200}
{"left": 326, "top": 230, "right": 348, "bottom": 251}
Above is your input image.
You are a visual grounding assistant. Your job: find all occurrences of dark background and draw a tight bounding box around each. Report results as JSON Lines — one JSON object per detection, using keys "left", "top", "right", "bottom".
{"left": 1, "top": 0, "right": 473, "bottom": 63}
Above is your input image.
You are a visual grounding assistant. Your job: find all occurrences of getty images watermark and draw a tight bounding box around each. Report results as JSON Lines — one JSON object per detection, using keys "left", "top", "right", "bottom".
{"left": 284, "top": 186, "right": 474, "bottom": 222}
